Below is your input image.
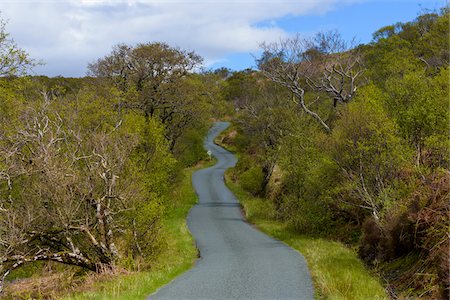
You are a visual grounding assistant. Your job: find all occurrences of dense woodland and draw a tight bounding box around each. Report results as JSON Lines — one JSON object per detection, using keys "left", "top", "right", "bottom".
{"left": 0, "top": 7, "right": 448, "bottom": 299}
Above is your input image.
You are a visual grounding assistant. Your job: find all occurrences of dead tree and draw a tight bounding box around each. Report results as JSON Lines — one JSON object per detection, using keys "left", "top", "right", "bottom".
{"left": 0, "top": 100, "right": 136, "bottom": 293}
{"left": 258, "top": 30, "right": 365, "bottom": 133}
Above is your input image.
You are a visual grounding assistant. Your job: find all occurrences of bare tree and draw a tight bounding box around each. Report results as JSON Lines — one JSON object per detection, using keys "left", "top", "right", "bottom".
{"left": 258, "top": 30, "right": 364, "bottom": 133}
{"left": 0, "top": 98, "right": 141, "bottom": 292}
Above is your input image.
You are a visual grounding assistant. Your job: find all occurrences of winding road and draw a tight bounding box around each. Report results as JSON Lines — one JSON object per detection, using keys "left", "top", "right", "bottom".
{"left": 150, "top": 122, "right": 314, "bottom": 300}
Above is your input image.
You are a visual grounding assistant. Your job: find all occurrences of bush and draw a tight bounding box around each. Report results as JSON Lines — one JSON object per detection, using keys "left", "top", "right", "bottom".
{"left": 174, "top": 128, "right": 208, "bottom": 167}
{"left": 326, "top": 85, "right": 411, "bottom": 223}
{"left": 240, "top": 166, "right": 264, "bottom": 196}
{"left": 233, "top": 154, "right": 254, "bottom": 176}
{"left": 279, "top": 194, "right": 334, "bottom": 236}
{"left": 359, "top": 170, "right": 450, "bottom": 299}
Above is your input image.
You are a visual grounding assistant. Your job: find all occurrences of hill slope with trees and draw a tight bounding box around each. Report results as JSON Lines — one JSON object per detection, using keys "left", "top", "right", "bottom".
{"left": 0, "top": 7, "right": 448, "bottom": 299}
{"left": 221, "top": 8, "right": 449, "bottom": 299}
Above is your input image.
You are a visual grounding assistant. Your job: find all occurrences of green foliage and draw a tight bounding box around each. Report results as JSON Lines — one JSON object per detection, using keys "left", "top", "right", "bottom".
{"left": 1, "top": 6, "right": 448, "bottom": 299}
{"left": 225, "top": 172, "right": 388, "bottom": 300}
{"left": 0, "top": 18, "right": 37, "bottom": 76}
{"left": 0, "top": 38, "right": 218, "bottom": 297}
{"left": 227, "top": 7, "right": 449, "bottom": 298}
{"left": 281, "top": 194, "right": 334, "bottom": 236}
{"left": 126, "top": 115, "right": 176, "bottom": 196}
{"left": 383, "top": 68, "right": 449, "bottom": 167}
{"left": 0, "top": 78, "right": 27, "bottom": 132}
{"left": 1, "top": 74, "right": 182, "bottom": 294}
{"left": 366, "top": 9, "right": 449, "bottom": 83}
{"left": 173, "top": 128, "right": 208, "bottom": 167}
{"left": 221, "top": 69, "right": 258, "bottom": 104}
{"left": 87, "top": 42, "right": 215, "bottom": 163}
{"left": 233, "top": 153, "right": 253, "bottom": 173}
{"left": 57, "top": 83, "right": 121, "bottom": 132}
{"left": 327, "top": 85, "right": 410, "bottom": 218}
{"left": 240, "top": 166, "right": 265, "bottom": 196}
{"left": 364, "top": 35, "right": 421, "bottom": 85}
{"left": 63, "top": 165, "right": 202, "bottom": 300}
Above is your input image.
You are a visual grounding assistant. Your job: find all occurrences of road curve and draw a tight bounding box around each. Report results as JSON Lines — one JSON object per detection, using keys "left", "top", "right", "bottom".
{"left": 150, "top": 122, "right": 314, "bottom": 300}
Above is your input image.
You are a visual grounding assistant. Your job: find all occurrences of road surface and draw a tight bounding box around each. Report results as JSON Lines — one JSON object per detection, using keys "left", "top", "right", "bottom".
{"left": 150, "top": 122, "right": 314, "bottom": 300}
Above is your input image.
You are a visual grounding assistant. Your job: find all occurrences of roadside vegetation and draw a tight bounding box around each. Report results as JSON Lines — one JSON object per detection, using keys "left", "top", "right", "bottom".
{"left": 0, "top": 18, "right": 231, "bottom": 298}
{"left": 223, "top": 168, "right": 387, "bottom": 299}
{"left": 217, "top": 8, "right": 449, "bottom": 299}
{"left": 3, "top": 164, "right": 210, "bottom": 299}
{"left": 0, "top": 6, "right": 448, "bottom": 300}
{"left": 62, "top": 164, "right": 209, "bottom": 300}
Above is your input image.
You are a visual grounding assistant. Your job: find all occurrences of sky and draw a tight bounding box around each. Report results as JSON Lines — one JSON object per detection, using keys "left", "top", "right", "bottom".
{"left": 0, "top": 0, "right": 446, "bottom": 77}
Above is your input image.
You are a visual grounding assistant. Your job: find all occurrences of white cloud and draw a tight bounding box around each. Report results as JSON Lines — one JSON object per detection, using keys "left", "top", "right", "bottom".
{"left": 0, "top": 0, "right": 360, "bottom": 76}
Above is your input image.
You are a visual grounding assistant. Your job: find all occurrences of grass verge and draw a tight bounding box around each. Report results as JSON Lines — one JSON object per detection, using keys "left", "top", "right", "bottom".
{"left": 225, "top": 176, "right": 388, "bottom": 300}
{"left": 214, "top": 124, "right": 388, "bottom": 300}
{"left": 195, "top": 125, "right": 386, "bottom": 299}
{"left": 61, "top": 160, "right": 214, "bottom": 300}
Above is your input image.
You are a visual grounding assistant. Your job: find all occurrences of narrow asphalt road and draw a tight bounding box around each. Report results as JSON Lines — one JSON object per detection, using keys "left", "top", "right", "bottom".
{"left": 150, "top": 122, "right": 314, "bottom": 300}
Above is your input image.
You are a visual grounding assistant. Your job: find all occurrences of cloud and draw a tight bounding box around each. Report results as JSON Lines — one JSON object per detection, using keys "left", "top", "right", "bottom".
{"left": 0, "top": 0, "right": 359, "bottom": 76}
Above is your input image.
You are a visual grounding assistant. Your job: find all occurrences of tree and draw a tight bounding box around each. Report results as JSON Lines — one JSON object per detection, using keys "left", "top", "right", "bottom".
{"left": 88, "top": 42, "right": 202, "bottom": 118}
{"left": 0, "top": 17, "right": 36, "bottom": 76}
{"left": 0, "top": 100, "right": 123, "bottom": 291}
{"left": 0, "top": 83, "right": 174, "bottom": 292}
{"left": 228, "top": 71, "right": 295, "bottom": 193}
{"left": 258, "top": 31, "right": 364, "bottom": 133}
{"left": 88, "top": 42, "right": 204, "bottom": 151}
{"left": 363, "top": 9, "right": 449, "bottom": 167}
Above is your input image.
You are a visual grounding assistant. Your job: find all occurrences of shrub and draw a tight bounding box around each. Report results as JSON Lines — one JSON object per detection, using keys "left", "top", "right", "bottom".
{"left": 279, "top": 194, "right": 334, "bottom": 236}
{"left": 174, "top": 128, "right": 207, "bottom": 167}
{"left": 233, "top": 154, "right": 254, "bottom": 175}
{"left": 359, "top": 170, "right": 450, "bottom": 299}
{"left": 240, "top": 166, "right": 265, "bottom": 196}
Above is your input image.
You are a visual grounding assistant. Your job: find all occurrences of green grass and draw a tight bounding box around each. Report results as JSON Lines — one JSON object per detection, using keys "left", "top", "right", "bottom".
{"left": 226, "top": 174, "right": 388, "bottom": 300}
{"left": 215, "top": 121, "right": 387, "bottom": 299}
{"left": 63, "top": 161, "right": 215, "bottom": 300}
